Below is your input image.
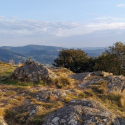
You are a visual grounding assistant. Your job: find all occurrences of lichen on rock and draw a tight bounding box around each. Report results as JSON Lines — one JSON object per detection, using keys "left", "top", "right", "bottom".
{"left": 11, "top": 62, "right": 57, "bottom": 82}
{"left": 43, "top": 99, "right": 121, "bottom": 125}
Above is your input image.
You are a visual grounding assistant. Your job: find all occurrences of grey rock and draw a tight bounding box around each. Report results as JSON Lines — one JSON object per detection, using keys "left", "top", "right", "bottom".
{"left": 52, "top": 89, "right": 70, "bottom": 97}
{"left": 106, "top": 75, "right": 125, "bottom": 93}
{"left": 117, "top": 117, "right": 125, "bottom": 125}
{"left": 69, "top": 72, "right": 91, "bottom": 81}
{"left": 52, "top": 117, "right": 60, "bottom": 125}
{"left": 71, "top": 71, "right": 125, "bottom": 93}
{"left": 78, "top": 79, "right": 101, "bottom": 89}
{"left": 11, "top": 62, "right": 57, "bottom": 82}
{"left": 43, "top": 99, "right": 122, "bottom": 125}
{"left": 33, "top": 89, "right": 72, "bottom": 101}
{"left": 26, "top": 105, "right": 43, "bottom": 123}
{"left": 33, "top": 89, "right": 52, "bottom": 101}
{"left": 69, "top": 71, "right": 113, "bottom": 81}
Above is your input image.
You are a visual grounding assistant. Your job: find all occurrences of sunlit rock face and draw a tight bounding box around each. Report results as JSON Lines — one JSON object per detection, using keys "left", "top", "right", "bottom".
{"left": 43, "top": 99, "right": 124, "bottom": 125}
{"left": 11, "top": 62, "right": 57, "bottom": 82}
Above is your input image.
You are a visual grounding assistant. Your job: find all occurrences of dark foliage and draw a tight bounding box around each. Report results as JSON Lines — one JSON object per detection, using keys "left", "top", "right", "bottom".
{"left": 53, "top": 49, "right": 96, "bottom": 73}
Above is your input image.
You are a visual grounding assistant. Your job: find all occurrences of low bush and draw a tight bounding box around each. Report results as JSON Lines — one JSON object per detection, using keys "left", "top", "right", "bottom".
{"left": 53, "top": 76, "right": 73, "bottom": 88}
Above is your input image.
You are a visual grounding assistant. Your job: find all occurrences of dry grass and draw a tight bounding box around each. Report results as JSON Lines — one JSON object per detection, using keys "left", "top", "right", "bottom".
{"left": 51, "top": 76, "right": 74, "bottom": 89}
{"left": 0, "top": 108, "right": 5, "bottom": 117}
{"left": 28, "top": 90, "right": 39, "bottom": 96}
{"left": 17, "top": 62, "right": 23, "bottom": 67}
{"left": 1, "top": 62, "right": 125, "bottom": 124}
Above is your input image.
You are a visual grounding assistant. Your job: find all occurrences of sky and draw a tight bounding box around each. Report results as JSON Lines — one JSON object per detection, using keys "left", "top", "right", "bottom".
{"left": 0, "top": 0, "right": 125, "bottom": 47}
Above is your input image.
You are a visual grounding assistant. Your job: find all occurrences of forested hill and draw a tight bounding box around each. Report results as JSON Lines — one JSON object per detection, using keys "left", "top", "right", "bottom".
{"left": 0, "top": 48, "right": 27, "bottom": 64}
{"left": 1, "top": 44, "right": 62, "bottom": 53}
{"left": 27, "top": 50, "right": 59, "bottom": 65}
{"left": 0, "top": 48, "right": 59, "bottom": 66}
{"left": 0, "top": 45, "right": 106, "bottom": 65}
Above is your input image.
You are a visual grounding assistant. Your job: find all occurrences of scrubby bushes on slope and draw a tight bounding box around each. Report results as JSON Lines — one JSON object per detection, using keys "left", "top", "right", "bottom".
{"left": 53, "top": 41, "right": 125, "bottom": 76}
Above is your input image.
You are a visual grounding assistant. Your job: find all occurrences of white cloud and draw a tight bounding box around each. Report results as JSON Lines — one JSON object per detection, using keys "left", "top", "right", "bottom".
{"left": 0, "top": 19, "right": 79, "bottom": 37}
{"left": 0, "top": 17, "right": 125, "bottom": 39}
{"left": 10, "top": 16, "right": 18, "bottom": 19}
{"left": 0, "top": 16, "right": 5, "bottom": 19}
{"left": 0, "top": 18, "right": 125, "bottom": 47}
{"left": 117, "top": 4, "right": 125, "bottom": 7}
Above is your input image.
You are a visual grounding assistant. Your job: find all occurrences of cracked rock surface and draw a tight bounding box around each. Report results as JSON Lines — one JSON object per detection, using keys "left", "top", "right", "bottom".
{"left": 106, "top": 75, "right": 125, "bottom": 93}
{"left": 33, "top": 88, "right": 72, "bottom": 101}
{"left": 43, "top": 99, "right": 123, "bottom": 125}
{"left": 11, "top": 62, "right": 57, "bottom": 82}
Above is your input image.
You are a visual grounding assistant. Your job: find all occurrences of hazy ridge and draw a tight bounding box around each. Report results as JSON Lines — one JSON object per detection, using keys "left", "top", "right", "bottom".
{"left": 0, "top": 45, "right": 106, "bottom": 65}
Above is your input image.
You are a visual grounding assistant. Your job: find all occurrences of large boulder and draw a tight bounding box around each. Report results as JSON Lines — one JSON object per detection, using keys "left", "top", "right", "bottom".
{"left": 11, "top": 62, "right": 57, "bottom": 82}
{"left": 106, "top": 75, "right": 125, "bottom": 93}
{"left": 43, "top": 99, "right": 123, "bottom": 125}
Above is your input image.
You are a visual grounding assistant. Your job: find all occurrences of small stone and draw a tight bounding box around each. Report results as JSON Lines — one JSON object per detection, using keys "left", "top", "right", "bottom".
{"left": 70, "top": 100, "right": 76, "bottom": 103}
{"left": 52, "top": 117, "right": 60, "bottom": 123}
{"left": 30, "top": 110, "right": 36, "bottom": 116}
{"left": 103, "top": 119, "right": 107, "bottom": 122}
{"left": 61, "top": 93, "right": 66, "bottom": 97}
{"left": 60, "top": 119, "right": 66, "bottom": 123}
{"left": 36, "top": 97, "right": 39, "bottom": 100}
{"left": 68, "top": 119, "right": 77, "bottom": 125}
{"left": 88, "top": 103, "right": 91, "bottom": 107}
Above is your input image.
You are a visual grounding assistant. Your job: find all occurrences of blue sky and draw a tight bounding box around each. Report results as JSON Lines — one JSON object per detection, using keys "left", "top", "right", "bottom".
{"left": 0, "top": 0, "right": 125, "bottom": 47}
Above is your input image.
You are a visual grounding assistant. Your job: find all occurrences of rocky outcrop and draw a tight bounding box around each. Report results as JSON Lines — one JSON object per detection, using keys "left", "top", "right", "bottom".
{"left": 43, "top": 99, "right": 123, "bottom": 125}
{"left": 91, "top": 71, "right": 113, "bottom": 77}
{"left": 77, "top": 72, "right": 125, "bottom": 93}
{"left": 11, "top": 62, "right": 57, "bottom": 82}
{"left": 69, "top": 72, "right": 91, "bottom": 81}
{"left": 106, "top": 75, "right": 125, "bottom": 93}
{"left": 69, "top": 71, "right": 113, "bottom": 81}
{"left": 33, "top": 88, "right": 73, "bottom": 101}
{"left": 0, "top": 117, "right": 8, "bottom": 125}
{"left": 78, "top": 78, "right": 104, "bottom": 89}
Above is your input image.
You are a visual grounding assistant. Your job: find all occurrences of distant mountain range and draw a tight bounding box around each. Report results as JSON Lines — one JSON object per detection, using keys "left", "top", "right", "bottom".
{"left": 0, "top": 45, "right": 107, "bottom": 65}
{"left": 1, "top": 44, "right": 62, "bottom": 53}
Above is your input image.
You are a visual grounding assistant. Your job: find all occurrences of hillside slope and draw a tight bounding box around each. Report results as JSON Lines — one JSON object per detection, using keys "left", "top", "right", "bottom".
{"left": 0, "top": 63, "right": 125, "bottom": 125}
{"left": 0, "top": 45, "right": 106, "bottom": 65}
{"left": 1, "top": 45, "right": 62, "bottom": 53}
{"left": 27, "top": 50, "right": 59, "bottom": 65}
{"left": 0, "top": 48, "right": 26, "bottom": 64}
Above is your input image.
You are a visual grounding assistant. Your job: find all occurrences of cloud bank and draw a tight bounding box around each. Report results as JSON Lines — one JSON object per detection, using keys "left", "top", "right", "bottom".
{"left": 117, "top": 4, "right": 125, "bottom": 7}
{"left": 0, "top": 17, "right": 125, "bottom": 37}
{"left": 0, "top": 16, "right": 125, "bottom": 47}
